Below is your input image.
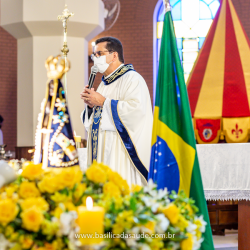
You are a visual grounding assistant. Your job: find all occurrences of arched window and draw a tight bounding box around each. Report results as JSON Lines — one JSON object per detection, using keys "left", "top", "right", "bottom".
{"left": 153, "top": 0, "right": 220, "bottom": 101}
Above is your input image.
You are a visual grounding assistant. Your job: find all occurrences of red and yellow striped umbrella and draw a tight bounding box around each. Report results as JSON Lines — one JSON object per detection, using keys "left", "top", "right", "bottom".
{"left": 187, "top": 0, "right": 250, "bottom": 144}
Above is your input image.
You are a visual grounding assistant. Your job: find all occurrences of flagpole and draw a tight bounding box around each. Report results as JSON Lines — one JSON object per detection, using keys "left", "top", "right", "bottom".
{"left": 58, "top": 5, "right": 74, "bottom": 99}
{"left": 164, "top": 0, "right": 171, "bottom": 12}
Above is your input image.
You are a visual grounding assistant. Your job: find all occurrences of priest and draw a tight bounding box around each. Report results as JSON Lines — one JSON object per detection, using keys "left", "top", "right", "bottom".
{"left": 80, "top": 37, "right": 152, "bottom": 186}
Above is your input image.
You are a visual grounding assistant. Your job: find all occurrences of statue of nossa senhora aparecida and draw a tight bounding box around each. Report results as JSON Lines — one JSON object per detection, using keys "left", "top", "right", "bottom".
{"left": 34, "top": 55, "right": 79, "bottom": 169}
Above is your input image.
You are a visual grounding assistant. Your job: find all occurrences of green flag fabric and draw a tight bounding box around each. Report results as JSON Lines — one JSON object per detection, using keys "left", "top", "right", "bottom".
{"left": 149, "top": 8, "right": 214, "bottom": 250}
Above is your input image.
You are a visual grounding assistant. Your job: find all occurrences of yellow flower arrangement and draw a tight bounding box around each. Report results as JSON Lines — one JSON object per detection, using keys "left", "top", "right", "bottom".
{"left": 114, "top": 196, "right": 124, "bottom": 210}
{"left": 143, "top": 220, "right": 156, "bottom": 233}
{"left": 73, "top": 183, "right": 87, "bottom": 201}
{"left": 97, "top": 162, "right": 111, "bottom": 172}
{"left": 107, "top": 170, "right": 122, "bottom": 184}
{"left": 107, "top": 170, "right": 130, "bottom": 195}
{"left": 194, "top": 217, "right": 203, "bottom": 239}
{"left": 0, "top": 192, "right": 7, "bottom": 200}
{"left": 32, "top": 241, "right": 59, "bottom": 250}
{"left": 103, "top": 181, "right": 121, "bottom": 198}
{"left": 0, "top": 199, "right": 19, "bottom": 225}
{"left": 118, "top": 179, "right": 130, "bottom": 195}
{"left": 150, "top": 237, "right": 164, "bottom": 250}
{"left": 21, "top": 162, "right": 44, "bottom": 180}
{"left": 86, "top": 162, "right": 107, "bottom": 183}
{"left": 98, "top": 196, "right": 113, "bottom": 212}
{"left": 38, "top": 174, "right": 60, "bottom": 194}
{"left": 19, "top": 235, "right": 34, "bottom": 249}
{"left": 175, "top": 214, "right": 189, "bottom": 231}
{"left": 5, "top": 186, "right": 17, "bottom": 198}
{"left": 21, "top": 206, "right": 44, "bottom": 232}
{"left": 8, "top": 243, "right": 21, "bottom": 250}
{"left": 112, "top": 210, "right": 135, "bottom": 236}
{"left": 43, "top": 241, "right": 62, "bottom": 250}
{"left": 5, "top": 225, "right": 15, "bottom": 237}
{"left": 63, "top": 201, "right": 77, "bottom": 211}
{"left": 50, "top": 192, "right": 72, "bottom": 204}
{"left": 162, "top": 203, "right": 180, "bottom": 224}
{"left": 51, "top": 207, "right": 63, "bottom": 219}
{"left": 19, "top": 182, "right": 40, "bottom": 199}
{"left": 9, "top": 233, "right": 20, "bottom": 243}
{"left": 41, "top": 220, "right": 59, "bottom": 236}
{"left": 180, "top": 232, "right": 193, "bottom": 250}
{"left": 20, "top": 197, "right": 49, "bottom": 212}
{"left": 185, "top": 203, "right": 194, "bottom": 216}
{"left": 1, "top": 184, "right": 19, "bottom": 202}
{"left": 115, "top": 210, "right": 134, "bottom": 230}
{"left": 112, "top": 223, "right": 124, "bottom": 235}
{"left": 131, "top": 184, "right": 142, "bottom": 193}
{"left": 52, "top": 202, "right": 76, "bottom": 219}
{"left": 0, "top": 160, "right": 206, "bottom": 250}
{"left": 55, "top": 166, "right": 82, "bottom": 189}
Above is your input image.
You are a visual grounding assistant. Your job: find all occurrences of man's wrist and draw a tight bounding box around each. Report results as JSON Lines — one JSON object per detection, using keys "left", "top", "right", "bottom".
{"left": 101, "top": 98, "right": 106, "bottom": 107}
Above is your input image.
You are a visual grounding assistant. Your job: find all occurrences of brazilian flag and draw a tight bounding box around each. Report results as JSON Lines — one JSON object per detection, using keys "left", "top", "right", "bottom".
{"left": 148, "top": 6, "right": 214, "bottom": 250}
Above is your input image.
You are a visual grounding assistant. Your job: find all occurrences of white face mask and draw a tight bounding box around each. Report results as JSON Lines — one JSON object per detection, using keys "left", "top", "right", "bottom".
{"left": 93, "top": 54, "right": 113, "bottom": 73}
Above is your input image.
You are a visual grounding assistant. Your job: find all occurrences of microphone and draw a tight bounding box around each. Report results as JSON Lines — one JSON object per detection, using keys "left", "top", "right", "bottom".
{"left": 88, "top": 65, "right": 98, "bottom": 89}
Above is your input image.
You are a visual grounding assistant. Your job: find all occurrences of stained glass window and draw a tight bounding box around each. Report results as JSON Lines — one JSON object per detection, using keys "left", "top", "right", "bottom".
{"left": 154, "top": 0, "right": 220, "bottom": 85}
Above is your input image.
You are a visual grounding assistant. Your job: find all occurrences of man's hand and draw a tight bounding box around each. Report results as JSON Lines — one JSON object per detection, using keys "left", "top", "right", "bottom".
{"left": 80, "top": 85, "right": 95, "bottom": 108}
{"left": 80, "top": 85, "right": 106, "bottom": 108}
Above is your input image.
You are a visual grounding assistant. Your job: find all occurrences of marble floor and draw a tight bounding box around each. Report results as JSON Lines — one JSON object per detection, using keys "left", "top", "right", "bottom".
{"left": 213, "top": 230, "right": 238, "bottom": 250}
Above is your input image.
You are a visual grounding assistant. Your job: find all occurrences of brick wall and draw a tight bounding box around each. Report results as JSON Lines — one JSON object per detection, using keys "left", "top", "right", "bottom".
{"left": 1, "top": 0, "right": 250, "bottom": 151}
{"left": 0, "top": 27, "right": 17, "bottom": 151}
{"left": 88, "top": 0, "right": 159, "bottom": 97}
{"left": 232, "top": 0, "right": 250, "bottom": 35}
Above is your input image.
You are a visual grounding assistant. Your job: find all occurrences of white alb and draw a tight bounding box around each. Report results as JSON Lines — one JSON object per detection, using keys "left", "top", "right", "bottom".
{"left": 81, "top": 69, "right": 153, "bottom": 186}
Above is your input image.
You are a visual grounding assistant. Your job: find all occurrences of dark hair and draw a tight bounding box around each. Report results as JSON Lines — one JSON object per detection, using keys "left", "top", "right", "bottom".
{"left": 95, "top": 37, "right": 124, "bottom": 63}
{"left": 0, "top": 115, "right": 3, "bottom": 123}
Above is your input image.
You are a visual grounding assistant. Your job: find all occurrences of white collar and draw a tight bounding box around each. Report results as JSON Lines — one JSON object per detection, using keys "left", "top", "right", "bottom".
{"left": 104, "top": 64, "right": 124, "bottom": 79}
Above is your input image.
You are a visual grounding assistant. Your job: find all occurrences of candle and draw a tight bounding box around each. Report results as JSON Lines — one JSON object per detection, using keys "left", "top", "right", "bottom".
{"left": 74, "top": 131, "right": 81, "bottom": 148}
{"left": 74, "top": 131, "right": 81, "bottom": 142}
{"left": 76, "top": 197, "right": 105, "bottom": 246}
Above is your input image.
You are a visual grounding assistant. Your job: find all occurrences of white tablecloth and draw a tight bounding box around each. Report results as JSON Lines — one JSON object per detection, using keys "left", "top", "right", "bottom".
{"left": 78, "top": 144, "right": 250, "bottom": 201}
{"left": 197, "top": 143, "right": 250, "bottom": 201}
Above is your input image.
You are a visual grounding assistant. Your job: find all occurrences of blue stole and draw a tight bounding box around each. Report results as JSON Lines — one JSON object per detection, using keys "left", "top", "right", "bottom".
{"left": 91, "top": 64, "right": 148, "bottom": 182}
{"left": 90, "top": 64, "right": 134, "bottom": 162}
{"left": 110, "top": 100, "right": 148, "bottom": 182}
{"left": 91, "top": 107, "right": 103, "bottom": 161}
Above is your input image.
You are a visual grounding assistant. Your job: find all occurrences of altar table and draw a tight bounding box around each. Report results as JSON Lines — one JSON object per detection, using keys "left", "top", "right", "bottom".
{"left": 196, "top": 143, "right": 250, "bottom": 249}
{"left": 197, "top": 143, "right": 250, "bottom": 201}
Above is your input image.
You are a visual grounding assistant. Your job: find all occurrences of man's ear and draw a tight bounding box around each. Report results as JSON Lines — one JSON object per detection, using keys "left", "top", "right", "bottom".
{"left": 113, "top": 52, "right": 119, "bottom": 62}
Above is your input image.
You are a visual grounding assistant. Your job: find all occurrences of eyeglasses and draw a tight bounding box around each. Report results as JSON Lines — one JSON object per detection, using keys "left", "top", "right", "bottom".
{"left": 91, "top": 50, "right": 114, "bottom": 60}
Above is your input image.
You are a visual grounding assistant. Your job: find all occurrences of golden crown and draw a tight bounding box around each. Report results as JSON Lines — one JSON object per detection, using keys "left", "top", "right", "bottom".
{"left": 45, "top": 55, "right": 70, "bottom": 80}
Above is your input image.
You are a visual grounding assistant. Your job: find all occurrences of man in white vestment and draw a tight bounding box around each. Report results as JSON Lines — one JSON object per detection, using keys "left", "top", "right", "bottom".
{"left": 80, "top": 37, "right": 153, "bottom": 186}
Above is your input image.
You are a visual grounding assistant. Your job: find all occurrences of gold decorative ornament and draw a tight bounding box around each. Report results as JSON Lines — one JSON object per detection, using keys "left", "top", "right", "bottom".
{"left": 58, "top": 4, "right": 74, "bottom": 57}
{"left": 58, "top": 4, "right": 74, "bottom": 97}
{"left": 45, "top": 55, "right": 70, "bottom": 80}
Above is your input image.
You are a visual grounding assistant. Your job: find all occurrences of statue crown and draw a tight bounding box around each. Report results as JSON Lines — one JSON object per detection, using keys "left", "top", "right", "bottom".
{"left": 45, "top": 55, "right": 70, "bottom": 80}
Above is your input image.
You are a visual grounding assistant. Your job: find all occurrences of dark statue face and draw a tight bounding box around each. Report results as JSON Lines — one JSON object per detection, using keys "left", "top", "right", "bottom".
{"left": 49, "top": 81, "right": 54, "bottom": 96}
